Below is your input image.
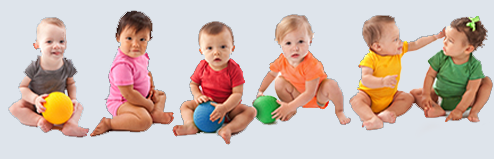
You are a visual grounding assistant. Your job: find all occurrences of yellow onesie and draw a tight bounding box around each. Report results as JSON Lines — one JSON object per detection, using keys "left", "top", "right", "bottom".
{"left": 358, "top": 41, "right": 409, "bottom": 113}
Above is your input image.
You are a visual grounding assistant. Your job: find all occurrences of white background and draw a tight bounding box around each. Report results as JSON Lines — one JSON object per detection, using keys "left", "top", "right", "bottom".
{"left": 1, "top": 0, "right": 492, "bottom": 158}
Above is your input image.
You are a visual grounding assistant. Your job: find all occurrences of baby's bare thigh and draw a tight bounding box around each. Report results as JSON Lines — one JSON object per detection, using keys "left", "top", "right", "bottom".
{"left": 228, "top": 104, "right": 252, "bottom": 119}
{"left": 351, "top": 90, "right": 372, "bottom": 106}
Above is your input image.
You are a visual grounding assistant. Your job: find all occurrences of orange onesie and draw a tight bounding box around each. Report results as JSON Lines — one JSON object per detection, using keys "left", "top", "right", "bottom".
{"left": 270, "top": 52, "right": 328, "bottom": 109}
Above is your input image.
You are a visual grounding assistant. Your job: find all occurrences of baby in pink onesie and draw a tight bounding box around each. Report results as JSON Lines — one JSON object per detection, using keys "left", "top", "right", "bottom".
{"left": 91, "top": 11, "right": 173, "bottom": 136}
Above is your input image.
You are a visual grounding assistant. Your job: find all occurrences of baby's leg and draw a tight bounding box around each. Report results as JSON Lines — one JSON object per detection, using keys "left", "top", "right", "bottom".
{"left": 468, "top": 77, "right": 492, "bottom": 122}
{"left": 61, "top": 102, "right": 89, "bottom": 137}
{"left": 90, "top": 103, "right": 153, "bottom": 136}
{"left": 274, "top": 76, "right": 299, "bottom": 121}
{"left": 218, "top": 104, "right": 256, "bottom": 144}
{"left": 9, "top": 99, "right": 53, "bottom": 132}
{"left": 172, "top": 101, "right": 199, "bottom": 136}
{"left": 350, "top": 91, "right": 383, "bottom": 130}
{"left": 149, "top": 91, "right": 173, "bottom": 124}
{"left": 410, "top": 88, "right": 444, "bottom": 117}
{"left": 316, "top": 78, "right": 350, "bottom": 125}
{"left": 378, "top": 91, "right": 414, "bottom": 123}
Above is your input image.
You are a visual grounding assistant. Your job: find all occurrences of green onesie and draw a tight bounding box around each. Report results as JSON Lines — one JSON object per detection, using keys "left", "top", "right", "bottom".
{"left": 428, "top": 50, "right": 484, "bottom": 110}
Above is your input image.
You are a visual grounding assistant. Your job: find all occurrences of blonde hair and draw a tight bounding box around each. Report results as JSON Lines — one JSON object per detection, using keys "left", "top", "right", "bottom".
{"left": 362, "top": 15, "right": 395, "bottom": 47}
{"left": 275, "top": 14, "right": 313, "bottom": 44}
{"left": 37, "top": 17, "right": 65, "bottom": 33}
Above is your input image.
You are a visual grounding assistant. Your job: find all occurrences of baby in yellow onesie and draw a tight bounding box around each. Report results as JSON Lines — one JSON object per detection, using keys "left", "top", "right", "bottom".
{"left": 350, "top": 15, "right": 444, "bottom": 130}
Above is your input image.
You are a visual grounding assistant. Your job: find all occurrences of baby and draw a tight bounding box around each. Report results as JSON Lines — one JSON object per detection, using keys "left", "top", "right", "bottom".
{"left": 411, "top": 16, "right": 492, "bottom": 122}
{"left": 350, "top": 15, "right": 444, "bottom": 130}
{"left": 172, "top": 21, "right": 256, "bottom": 144}
{"left": 9, "top": 17, "right": 89, "bottom": 137}
{"left": 91, "top": 11, "right": 173, "bottom": 136}
{"left": 256, "top": 14, "right": 350, "bottom": 124}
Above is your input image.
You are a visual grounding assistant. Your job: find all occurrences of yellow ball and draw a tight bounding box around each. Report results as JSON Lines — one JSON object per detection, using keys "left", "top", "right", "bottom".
{"left": 42, "top": 92, "right": 73, "bottom": 125}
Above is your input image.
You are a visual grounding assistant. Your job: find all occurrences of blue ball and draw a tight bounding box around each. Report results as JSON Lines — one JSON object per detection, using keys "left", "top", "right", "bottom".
{"left": 193, "top": 101, "right": 225, "bottom": 133}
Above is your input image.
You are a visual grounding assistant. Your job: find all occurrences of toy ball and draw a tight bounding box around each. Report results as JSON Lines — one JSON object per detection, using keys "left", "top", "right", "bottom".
{"left": 193, "top": 101, "right": 224, "bottom": 133}
{"left": 253, "top": 95, "right": 281, "bottom": 124}
{"left": 42, "top": 92, "right": 73, "bottom": 125}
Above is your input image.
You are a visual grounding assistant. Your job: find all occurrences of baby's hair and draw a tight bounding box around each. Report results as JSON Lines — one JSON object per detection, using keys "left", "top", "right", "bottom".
{"left": 450, "top": 17, "right": 488, "bottom": 51}
{"left": 275, "top": 14, "right": 313, "bottom": 44}
{"left": 37, "top": 17, "right": 65, "bottom": 36}
{"left": 362, "top": 15, "right": 396, "bottom": 47}
{"left": 116, "top": 11, "right": 153, "bottom": 39}
{"left": 198, "top": 21, "right": 234, "bottom": 45}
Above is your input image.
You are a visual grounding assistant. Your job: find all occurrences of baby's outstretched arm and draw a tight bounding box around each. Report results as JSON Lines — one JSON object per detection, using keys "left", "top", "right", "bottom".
{"left": 118, "top": 85, "right": 154, "bottom": 112}
{"left": 408, "top": 28, "right": 445, "bottom": 52}
{"left": 257, "top": 71, "right": 278, "bottom": 97}
{"left": 445, "top": 79, "right": 482, "bottom": 122}
{"left": 361, "top": 67, "right": 398, "bottom": 89}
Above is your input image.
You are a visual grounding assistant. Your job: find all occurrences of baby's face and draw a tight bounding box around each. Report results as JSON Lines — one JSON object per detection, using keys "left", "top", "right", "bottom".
{"left": 37, "top": 23, "right": 66, "bottom": 60}
{"left": 199, "top": 30, "right": 234, "bottom": 70}
{"left": 280, "top": 26, "right": 311, "bottom": 65}
{"left": 442, "top": 26, "right": 472, "bottom": 57}
{"left": 117, "top": 26, "right": 150, "bottom": 58}
{"left": 375, "top": 22, "right": 403, "bottom": 55}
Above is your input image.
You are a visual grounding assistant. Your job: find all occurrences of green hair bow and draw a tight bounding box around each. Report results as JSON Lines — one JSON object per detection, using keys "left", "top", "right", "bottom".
{"left": 466, "top": 16, "right": 480, "bottom": 32}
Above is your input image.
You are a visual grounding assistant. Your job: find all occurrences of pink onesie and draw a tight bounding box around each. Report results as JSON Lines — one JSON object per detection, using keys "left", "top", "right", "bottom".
{"left": 106, "top": 48, "right": 150, "bottom": 116}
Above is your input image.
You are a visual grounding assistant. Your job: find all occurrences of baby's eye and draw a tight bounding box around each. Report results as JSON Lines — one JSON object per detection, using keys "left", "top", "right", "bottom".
{"left": 207, "top": 47, "right": 212, "bottom": 50}
{"left": 60, "top": 40, "right": 65, "bottom": 44}
{"left": 221, "top": 45, "right": 226, "bottom": 49}
{"left": 47, "top": 40, "right": 52, "bottom": 44}
{"left": 140, "top": 38, "right": 145, "bottom": 41}
{"left": 127, "top": 37, "right": 132, "bottom": 40}
{"left": 299, "top": 40, "right": 304, "bottom": 43}
{"left": 449, "top": 39, "right": 453, "bottom": 43}
{"left": 394, "top": 38, "right": 398, "bottom": 42}
{"left": 286, "top": 42, "right": 291, "bottom": 45}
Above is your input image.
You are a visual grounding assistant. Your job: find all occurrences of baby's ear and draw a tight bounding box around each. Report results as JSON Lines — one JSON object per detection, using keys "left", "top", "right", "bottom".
{"left": 371, "top": 43, "right": 381, "bottom": 51}
{"left": 33, "top": 42, "right": 39, "bottom": 50}
{"left": 464, "top": 44, "right": 475, "bottom": 54}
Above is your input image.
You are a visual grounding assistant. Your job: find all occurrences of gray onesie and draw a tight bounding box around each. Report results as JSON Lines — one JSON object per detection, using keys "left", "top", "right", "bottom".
{"left": 25, "top": 56, "right": 77, "bottom": 95}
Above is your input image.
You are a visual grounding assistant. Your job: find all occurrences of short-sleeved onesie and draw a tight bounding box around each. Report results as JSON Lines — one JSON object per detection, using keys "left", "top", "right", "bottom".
{"left": 106, "top": 49, "right": 151, "bottom": 116}
{"left": 358, "top": 41, "right": 409, "bottom": 113}
{"left": 428, "top": 50, "right": 484, "bottom": 110}
{"left": 25, "top": 56, "right": 77, "bottom": 114}
{"left": 269, "top": 52, "right": 329, "bottom": 109}
{"left": 190, "top": 59, "right": 245, "bottom": 104}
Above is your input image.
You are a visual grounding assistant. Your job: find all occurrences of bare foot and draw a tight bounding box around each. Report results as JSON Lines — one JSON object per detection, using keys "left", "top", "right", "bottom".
{"left": 151, "top": 112, "right": 174, "bottom": 124}
{"left": 172, "top": 123, "right": 198, "bottom": 136}
{"left": 377, "top": 111, "right": 396, "bottom": 124}
{"left": 467, "top": 113, "right": 480, "bottom": 122}
{"left": 362, "top": 116, "right": 383, "bottom": 130}
{"left": 90, "top": 118, "right": 111, "bottom": 137}
{"left": 37, "top": 118, "right": 53, "bottom": 133}
{"left": 425, "top": 104, "right": 445, "bottom": 118}
{"left": 336, "top": 112, "right": 351, "bottom": 125}
{"left": 218, "top": 127, "right": 232, "bottom": 144}
{"left": 61, "top": 122, "right": 89, "bottom": 137}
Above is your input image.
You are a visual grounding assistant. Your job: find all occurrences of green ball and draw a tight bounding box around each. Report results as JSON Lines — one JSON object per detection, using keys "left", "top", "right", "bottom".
{"left": 253, "top": 95, "right": 280, "bottom": 124}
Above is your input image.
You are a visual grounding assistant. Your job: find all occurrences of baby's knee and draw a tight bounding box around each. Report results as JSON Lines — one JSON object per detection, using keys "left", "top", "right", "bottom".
{"left": 410, "top": 88, "right": 422, "bottom": 96}
{"left": 137, "top": 112, "right": 153, "bottom": 131}
{"left": 180, "top": 101, "right": 195, "bottom": 111}
{"left": 246, "top": 106, "right": 257, "bottom": 118}
{"left": 482, "top": 76, "right": 493, "bottom": 88}
{"left": 324, "top": 78, "right": 339, "bottom": 88}
{"left": 399, "top": 92, "right": 415, "bottom": 102}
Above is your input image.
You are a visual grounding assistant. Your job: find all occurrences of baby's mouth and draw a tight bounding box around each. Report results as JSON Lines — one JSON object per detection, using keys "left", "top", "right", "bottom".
{"left": 52, "top": 52, "right": 62, "bottom": 55}
{"left": 398, "top": 46, "right": 402, "bottom": 51}
{"left": 214, "top": 58, "right": 221, "bottom": 62}
{"left": 291, "top": 54, "right": 300, "bottom": 58}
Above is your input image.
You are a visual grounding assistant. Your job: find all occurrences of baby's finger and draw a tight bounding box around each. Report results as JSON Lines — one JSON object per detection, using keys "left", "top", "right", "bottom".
{"left": 445, "top": 115, "right": 451, "bottom": 122}
{"left": 276, "top": 100, "right": 282, "bottom": 105}
{"left": 272, "top": 107, "right": 280, "bottom": 115}
{"left": 217, "top": 116, "right": 224, "bottom": 124}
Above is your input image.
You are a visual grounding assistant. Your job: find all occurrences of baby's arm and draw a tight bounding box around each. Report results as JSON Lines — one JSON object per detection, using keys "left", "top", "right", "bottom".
{"left": 66, "top": 77, "right": 77, "bottom": 100}
{"left": 361, "top": 67, "right": 397, "bottom": 89}
{"left": 257, "top": 71, "right": 278, "bottom": 97}
{"left": 445, "top": 79, "right": 482, "bottom": 121}
{"left": 19, "top": 76, "right": 49, "bottom": 113}
{"left": 148, "top": 72, "right": 155, "bottom": 90}
{"left": 210, "top": 84, "right": 243, "bottom": 122}
{"left": 118, "top": 85, "right": 154, "bottom": 112}
{"left": 408, "top": 28, "right": 445, "bottom": 52}
{"left": 421, "top": 67, "right": 438, "bottom": 108}
{"left": 190, "top": 81, "right": 210, "bottom": 104}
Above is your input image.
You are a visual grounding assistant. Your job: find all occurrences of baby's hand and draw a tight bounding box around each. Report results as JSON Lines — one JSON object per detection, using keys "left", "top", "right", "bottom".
{"left": 421, "top": 96, "right": 433, "bottom": 110}
{"left": 35, "top": 94, "right": 48, "bottom": 113}
{"left": 210, "top": 103, "right": 227, "bottom": 123}
{"left": 272, "top": 100, "right": 296, "bottom": 121}
{"left": 253, "top": 91, "right": 264, "bottom": 105}
{"left": 382, "top": 75, "right": 398, "bottom": 88}
{"left": 71, "top": 99, "right": 81, "bottom": 112}
{"left": 435, "top": 27, "right": 446, "bottom": 39}
{"left": 194, "top": 95, "right": 212, "bottom": 104}
{"left": 445, "top": 109, "right": 463, "bottom": 122}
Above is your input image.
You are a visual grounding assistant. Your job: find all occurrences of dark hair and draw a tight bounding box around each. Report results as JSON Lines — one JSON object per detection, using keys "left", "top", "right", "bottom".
{"left": 362, "top": 15, "right": 396, "bottom": 47}
{"left": 198, "top": 21, "right": 234, "bottom": 45}
{"left": 450, "top": 17, "right": 487, "bottom": 51}
{"left": 116, "top": 11, "right": 153, "bottom": 39}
